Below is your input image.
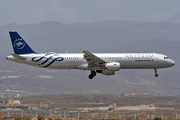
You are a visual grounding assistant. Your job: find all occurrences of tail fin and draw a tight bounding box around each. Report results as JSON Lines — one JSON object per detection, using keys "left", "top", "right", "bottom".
{"left": 9, "top": 31, "right": 36, "bottom": 54}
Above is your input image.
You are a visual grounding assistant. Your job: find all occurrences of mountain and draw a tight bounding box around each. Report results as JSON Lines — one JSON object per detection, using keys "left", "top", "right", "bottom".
{"left": 1, "top": 20, "right": 180, "bottom": 54}
{"left": 0, "top": 20, "right": 180, "bottom": 95}
{"left": 163, "top": 13, "right": 180, "bottom": 23}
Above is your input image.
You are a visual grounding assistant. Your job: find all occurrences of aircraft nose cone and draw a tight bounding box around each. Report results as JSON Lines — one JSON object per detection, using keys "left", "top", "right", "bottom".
{"left": 170, "top": 60, "right": 175, "bottom": 66}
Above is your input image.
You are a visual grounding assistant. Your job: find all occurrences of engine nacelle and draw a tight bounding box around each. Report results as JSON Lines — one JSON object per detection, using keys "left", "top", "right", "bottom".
{"left": 105, "top": 62, "right": 120, "bottom": 71}
{"left": 96, "top": 70, "right": 115, "bottom": 75}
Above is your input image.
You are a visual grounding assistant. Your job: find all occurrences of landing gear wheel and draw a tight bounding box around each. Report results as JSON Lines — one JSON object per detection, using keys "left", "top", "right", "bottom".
{"left": 88, "top": 74, "right": 94, "bottom": 79}
{"left": 154, "top": 68, "right": 158, "bottom": 77}
{"left": 88, "top": 70, "right": 97, "bottom": 79}
{"left": 155, "top": 74, "right": 158, "bottom": 77}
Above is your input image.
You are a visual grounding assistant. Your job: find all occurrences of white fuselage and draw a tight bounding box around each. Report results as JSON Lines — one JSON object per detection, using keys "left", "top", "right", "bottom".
{"left": 6, "top": 52, "right": 175, "bottom": 70}
{"left": 6, "top": 31, "right": 175, "bottom": 79}
{"left": 7, "top": 31, "right": 175, "bottom": 79}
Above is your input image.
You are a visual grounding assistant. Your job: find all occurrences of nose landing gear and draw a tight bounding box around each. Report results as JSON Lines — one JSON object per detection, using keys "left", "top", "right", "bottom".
{"left": 154, "top": 68, "right": 158, "bottom": 77}
{"left": 88, "top": 70, "right": 96, "bottom": 79}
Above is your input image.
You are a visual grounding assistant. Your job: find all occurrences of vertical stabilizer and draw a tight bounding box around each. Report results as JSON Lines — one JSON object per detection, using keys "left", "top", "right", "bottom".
{"left": 9, "top": 31, "right": 36, "bottom": 54}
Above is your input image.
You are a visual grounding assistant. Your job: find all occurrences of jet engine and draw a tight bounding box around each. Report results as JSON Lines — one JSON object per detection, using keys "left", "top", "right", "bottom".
{"left": 96, "top": 70, "right": 115, "bottom": 75}
{"left": 105, "top": 62, "right": 120, "bottom": 71}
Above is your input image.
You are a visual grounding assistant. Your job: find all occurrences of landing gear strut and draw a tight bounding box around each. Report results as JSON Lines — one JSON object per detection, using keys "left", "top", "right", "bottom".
{"left": 88, "top": 70, "right": 96, "bottom": 79}
{"left": 154, "top": 68, "right": 158, "bottom": 77}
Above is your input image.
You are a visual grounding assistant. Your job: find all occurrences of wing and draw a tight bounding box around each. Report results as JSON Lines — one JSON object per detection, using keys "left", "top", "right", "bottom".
{"left": 81, "top": 50, "right": 106, "bottom": 69}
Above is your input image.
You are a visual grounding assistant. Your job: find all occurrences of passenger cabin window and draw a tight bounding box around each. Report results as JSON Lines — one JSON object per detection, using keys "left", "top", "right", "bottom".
{"left": 164, "top": 57, "right": 168, "bottom": 59}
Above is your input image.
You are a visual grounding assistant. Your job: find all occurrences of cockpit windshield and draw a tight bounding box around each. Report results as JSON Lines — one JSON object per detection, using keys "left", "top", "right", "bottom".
{"left": 164, "top": 57, "right": 168, "bottom": 59}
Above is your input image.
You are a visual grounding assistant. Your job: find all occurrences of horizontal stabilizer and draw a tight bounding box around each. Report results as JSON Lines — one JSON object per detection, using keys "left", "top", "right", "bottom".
{"left": 11, "top": 53, "right": 26, "bottom": 60}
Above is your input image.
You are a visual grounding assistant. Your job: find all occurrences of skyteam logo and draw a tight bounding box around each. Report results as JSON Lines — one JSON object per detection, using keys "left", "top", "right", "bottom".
{"left": 32, "top": 54, "right": 64, "bottom": 67}
{"left": 13, "top": 39, "right": 25, "bottom": 49}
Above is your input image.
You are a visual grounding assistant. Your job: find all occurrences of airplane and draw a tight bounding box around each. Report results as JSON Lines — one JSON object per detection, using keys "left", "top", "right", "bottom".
{"left": 6, "top": 31, "right": 175, "bottom": 79}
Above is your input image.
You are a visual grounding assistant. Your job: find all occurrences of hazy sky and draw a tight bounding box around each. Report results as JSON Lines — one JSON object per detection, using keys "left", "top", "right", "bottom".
{"left": 1, "top": 0, "right": 180, "bottom": 25}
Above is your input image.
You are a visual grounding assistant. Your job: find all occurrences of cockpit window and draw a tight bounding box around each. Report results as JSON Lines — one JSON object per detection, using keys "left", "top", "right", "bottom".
{"left": 164, "top": 57, "right": 168, "bottom": 59}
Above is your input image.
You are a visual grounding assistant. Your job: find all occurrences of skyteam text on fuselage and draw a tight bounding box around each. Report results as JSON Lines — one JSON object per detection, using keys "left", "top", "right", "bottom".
{"left": 6, "top": 31, "right": 175, "bottom": 79}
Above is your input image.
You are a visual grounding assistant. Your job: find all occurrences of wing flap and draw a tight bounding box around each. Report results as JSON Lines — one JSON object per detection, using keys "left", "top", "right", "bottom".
{"left": 81, "top": 50, "right": 106, "bottom": 69}
{"left": 82, "top": 50, "right": 105, "bottom": 63}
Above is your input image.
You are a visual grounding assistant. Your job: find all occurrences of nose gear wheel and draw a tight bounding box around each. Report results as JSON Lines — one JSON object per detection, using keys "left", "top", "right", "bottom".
{"left": 154, "top": 69, "right": 158, "bottom": 77}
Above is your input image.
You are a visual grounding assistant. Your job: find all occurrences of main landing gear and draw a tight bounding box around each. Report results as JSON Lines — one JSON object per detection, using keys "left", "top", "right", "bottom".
{"left": 154, "top": 68, "right": 158, "bottom": 77}
{"left": 88, "top": 70, "right": 96, "bottom": 79}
